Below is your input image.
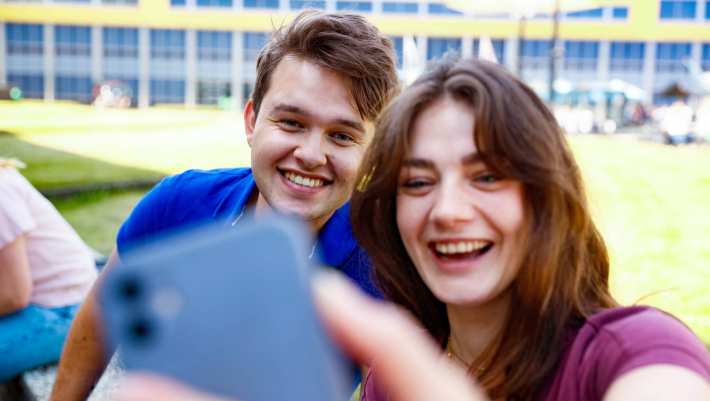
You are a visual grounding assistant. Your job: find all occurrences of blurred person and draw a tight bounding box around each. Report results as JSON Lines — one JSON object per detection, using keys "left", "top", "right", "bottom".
{"left": 0, "top": 158, "right": 97, "bottom": 382}
{"left": 49, "top": 10, "right": 399, "bottom": 401}
{"left": 662, "top": 99, "right": 694, "bottom": 145}
{"left": 350, "top": 58, "right": 710, "bottom": 401}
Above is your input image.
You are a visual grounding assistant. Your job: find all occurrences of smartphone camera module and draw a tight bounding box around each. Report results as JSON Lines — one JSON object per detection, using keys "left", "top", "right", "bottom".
{"left": 117, "top": 274, "right": 143, "bottom": 303}
{"left": 127, "top": 317, "right": 155, "bottom": 346}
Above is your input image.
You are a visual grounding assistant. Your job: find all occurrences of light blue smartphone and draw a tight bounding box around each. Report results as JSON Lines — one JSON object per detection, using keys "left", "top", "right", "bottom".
{"left": 99, "top": 216, "right": 350, "bottom": 401}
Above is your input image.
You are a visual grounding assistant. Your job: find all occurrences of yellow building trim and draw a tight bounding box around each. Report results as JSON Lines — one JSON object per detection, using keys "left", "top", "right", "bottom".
{"left": 1, "top": 0, "right": 710, "bottom": 40}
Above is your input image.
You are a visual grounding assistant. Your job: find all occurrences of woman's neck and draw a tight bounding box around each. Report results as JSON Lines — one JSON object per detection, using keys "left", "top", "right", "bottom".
{"left": 446, "top": 290, "right": 511, "bottom": 366}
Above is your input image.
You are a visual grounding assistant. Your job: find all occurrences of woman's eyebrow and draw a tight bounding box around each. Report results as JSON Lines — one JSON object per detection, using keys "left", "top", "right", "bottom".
{"left": 402, "top": 158, "right": 435, "bottom": 169}
{"left": 461, "top": 152, "right": 483, "bottom": 165}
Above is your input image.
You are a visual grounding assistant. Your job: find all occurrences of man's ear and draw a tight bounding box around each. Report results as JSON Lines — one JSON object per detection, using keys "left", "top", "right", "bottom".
{"left": 244, "top": 100, "right": 257, "bottom": 147}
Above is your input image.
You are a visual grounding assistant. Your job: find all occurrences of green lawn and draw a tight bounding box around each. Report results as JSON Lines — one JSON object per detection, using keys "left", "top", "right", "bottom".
{"left": 2, "top": 101, "right": 709, "bottom": 344}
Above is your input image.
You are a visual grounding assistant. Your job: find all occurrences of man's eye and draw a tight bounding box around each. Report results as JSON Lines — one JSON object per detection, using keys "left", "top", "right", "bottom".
{"left": 331, "top": 132, "right": 356, "bottom": 144}
{"left": 278, "top": 119, "right": 303, "bottom": 130}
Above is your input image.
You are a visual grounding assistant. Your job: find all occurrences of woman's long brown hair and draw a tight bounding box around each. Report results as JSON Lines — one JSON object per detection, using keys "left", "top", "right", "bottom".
{"left": 351, "top": 58, "right": 617, "bottom": 401}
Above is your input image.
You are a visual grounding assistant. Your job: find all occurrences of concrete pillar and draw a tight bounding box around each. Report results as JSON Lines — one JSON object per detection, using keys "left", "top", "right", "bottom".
{"left": 461, "top": 36, "right": 473, "bottom": 59}
{"left": 372, "top": 0, "right": 382, "bottom": 14}
{"left": 691, "top": 41, "right": 702, "bottom": 70}
{"left": 279, "top": 0, "right": 287, "bottom": 12}
{"left": 643, "top": 40, "right": 656, "bottom": 104}
{"left": 0, "top": 23, "right": 6, "bottom": 86}
{"left": 602, "top": 5, "right": 613, "bottom": 20}
{"left": 697, "top": 0, "right": 706, "bottom": 22}
{"left": 598, "top": 40, "right": 610, "bottom": 83}
{"left": 185, "top": 29, "right": 196, "bottom": 107}
{"left": 138, "top": 27, "right": 150, "bottom": 108}
{"left": 44, "top": 24, "right": 54, "bottom": 101}
{"left": 325, "top": 0, "right": 335, "bottom": 12}
{"left": 91, "top": 25, "right": 103, "bottom": 85}
{"left": 418, "top": 0, "right": 426, "bottom": 16}
{"left": 505, "top": 35, "right": 518, "bottom": 73}
{"left": 232, "top": 31, "right": 244, "bottom": 109}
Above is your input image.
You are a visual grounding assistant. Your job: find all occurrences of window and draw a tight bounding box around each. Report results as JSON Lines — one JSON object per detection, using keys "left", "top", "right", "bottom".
{"left": 197, "top": 0, "right": 232, "bottom": 7}
{"left": 427, "top": 37, "right": 461, "bottom": 61}
{"left": 336, "top": 1, "right": 372, "bottom": 12}
{"left": 6, "top": 23, "right": 43, "bottom": 56}
{"left": 243, "top": 0, "right": 279, "bottom": 8}
{"left": 103, "top": 27, "right": 138, "bottom": 58}
{"left": 563, "top": 40, "right": 599, "bottom": 71}
{"left": 7, "top": 74, "right": 43, "bottom": 99}
{"left": 609, "top": 41, "right": 645, "bottom": 72}
{"left": 290, "top": 0, "right": 325, "bottom": 9}
{"left": 197, "top": 80, "right": 231, "bottom": 105}
{"left": 656, "top": 42, "right": 691, "bottom": 72}
{"left": 565, "top": 8, "right": 602, "bottom": 18}
{"left": 703, "top": 43, "right": 710, "bottom": 70}
{"left": 171, "top": 0, "right": 186, "bottom": 6}
{"left": 612, "top": 7, "right": 628, "bottom": 19}
{"left": 382, "top": 1, "right": 418, "bottom": 13}
{"left": 243, "top": 32, "right": 269, "bottom": 63}
{"left": 55, "top": 76, "right": 93, "bottom": 103}
{"left": 472, "top": 38, "right": 505, "bottom": 64}
{"left": 520, "top": 39, "right": 551, "bottom": 70}
{"left": 427, "top": 2, "right": 462, "bottom": 15}
{"left": 197, "top": 31, "right": 232, "bottom": 61}
{"left": 55, "top": 25, "right": 91, "bottom": 57}
{"left": 150, "top": 79, "right": 185, "bottom": 104}
{"left": 659, "top": 0, "right": 696, "bottom": 19}
{"left": 150, "top": 29, "right": 185, "bottom": 60}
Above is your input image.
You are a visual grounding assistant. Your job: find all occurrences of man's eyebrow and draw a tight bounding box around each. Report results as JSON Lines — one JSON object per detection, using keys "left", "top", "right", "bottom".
{"left": 333, "top": 118, "right": 366, "bottom": 134}
{"left": 271, "top": 103, "right": 306, "bottom": 115}
{"left": 270, "top": 103, "right": 365, "bottom": 134}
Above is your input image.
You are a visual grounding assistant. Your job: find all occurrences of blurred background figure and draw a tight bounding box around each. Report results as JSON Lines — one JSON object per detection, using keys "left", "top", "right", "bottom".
{"left": 0, "top": 158, "right": 97, "bottom": 383}
{"left": 661, "top": 99, "right": 694, "bottom": 145}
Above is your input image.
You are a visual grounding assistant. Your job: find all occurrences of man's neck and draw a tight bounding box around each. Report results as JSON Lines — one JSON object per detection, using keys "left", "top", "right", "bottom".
{"left": 252, "top": 193, "right": 330, "bottom": 234}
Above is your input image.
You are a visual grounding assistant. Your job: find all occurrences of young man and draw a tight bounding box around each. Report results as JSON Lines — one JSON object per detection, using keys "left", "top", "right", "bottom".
{"left": 48, "top": 10, "right": 398, "bottom": 401}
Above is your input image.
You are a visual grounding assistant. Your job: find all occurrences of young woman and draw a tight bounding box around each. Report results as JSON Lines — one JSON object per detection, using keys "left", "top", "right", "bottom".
{"left": 351, "top": 58, "right": 710, "bottom": 401}
{"left": 0, "top": 159, "right": 97, "bottom": 382}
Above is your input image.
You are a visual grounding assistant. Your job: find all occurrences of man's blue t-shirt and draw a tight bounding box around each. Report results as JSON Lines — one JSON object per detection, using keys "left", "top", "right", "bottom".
{"left": 116, "top": 168, "right": 380, "bottom": 297}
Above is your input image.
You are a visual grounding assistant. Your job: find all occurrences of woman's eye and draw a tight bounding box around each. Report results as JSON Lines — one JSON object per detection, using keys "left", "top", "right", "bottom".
{"left": 477, "top": 174, "right": 499, "bottom": 183}
{"left": 401, "top": 179, "right": 431, "bottom": 189}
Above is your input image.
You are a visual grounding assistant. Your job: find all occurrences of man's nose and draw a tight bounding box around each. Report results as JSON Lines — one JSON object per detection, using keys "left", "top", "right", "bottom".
{"left": 293, "top": 131, "right": 327, "bottom": 169}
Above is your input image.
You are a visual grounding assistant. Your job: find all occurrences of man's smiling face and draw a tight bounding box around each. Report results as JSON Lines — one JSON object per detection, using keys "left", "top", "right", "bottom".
{"left": 244, "top": 55, "right": 374, "bottom": 231}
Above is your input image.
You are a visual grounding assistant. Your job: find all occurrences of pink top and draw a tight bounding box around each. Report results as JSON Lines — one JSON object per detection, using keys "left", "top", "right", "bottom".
{"left": 0, "top": 168, "right": 97, "bottom": 307}
{"left": 363, "top": 306, "right": 710, "bottom": 401}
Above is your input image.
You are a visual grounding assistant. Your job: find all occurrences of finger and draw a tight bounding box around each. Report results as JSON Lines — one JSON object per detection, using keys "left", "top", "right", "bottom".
{"left": 114, "top": 373, "right": 231, "bottom": 401}
{"left": 313, "top": 272, "right": 487, "bottom": 401}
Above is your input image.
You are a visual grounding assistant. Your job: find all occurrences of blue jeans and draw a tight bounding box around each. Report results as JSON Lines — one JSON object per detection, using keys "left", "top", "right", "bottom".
{"left": 0, "top": 304, "right": 79, "bottom": 383}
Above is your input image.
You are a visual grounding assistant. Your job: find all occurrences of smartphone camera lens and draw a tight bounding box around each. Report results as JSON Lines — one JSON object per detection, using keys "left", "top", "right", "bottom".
{"left": 118, "top": 275, "right": 142, "bottom": 302}
{"left": 127, "top": 318, "right": 154, "bottom": 345}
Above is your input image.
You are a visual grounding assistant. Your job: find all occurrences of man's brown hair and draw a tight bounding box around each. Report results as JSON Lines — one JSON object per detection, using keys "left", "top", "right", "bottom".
{"left": 251, "top": 10, "right": 399, "bottom": 122}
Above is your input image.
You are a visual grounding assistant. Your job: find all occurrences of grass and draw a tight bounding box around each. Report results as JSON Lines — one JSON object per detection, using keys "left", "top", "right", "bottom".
{"left": 2, "top": 100, "right": 709, "bottom": 345}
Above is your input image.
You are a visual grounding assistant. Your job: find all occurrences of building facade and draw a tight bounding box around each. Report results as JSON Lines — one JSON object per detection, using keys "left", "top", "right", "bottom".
{"left": 2, "top": 0, "right": 710, "bottom": 107}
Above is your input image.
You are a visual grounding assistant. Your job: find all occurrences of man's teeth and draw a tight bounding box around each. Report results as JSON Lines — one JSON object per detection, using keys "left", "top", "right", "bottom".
{"left": 285, "top": 172, "right": 324, "bottom": 188}
{"left": 435, "top": 241, "right": 489, "bottom": 255}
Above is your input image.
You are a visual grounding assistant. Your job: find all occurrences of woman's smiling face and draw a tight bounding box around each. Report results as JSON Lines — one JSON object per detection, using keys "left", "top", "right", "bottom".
{"left": 395, "top": 95, "right": 527, "bottom": 308}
